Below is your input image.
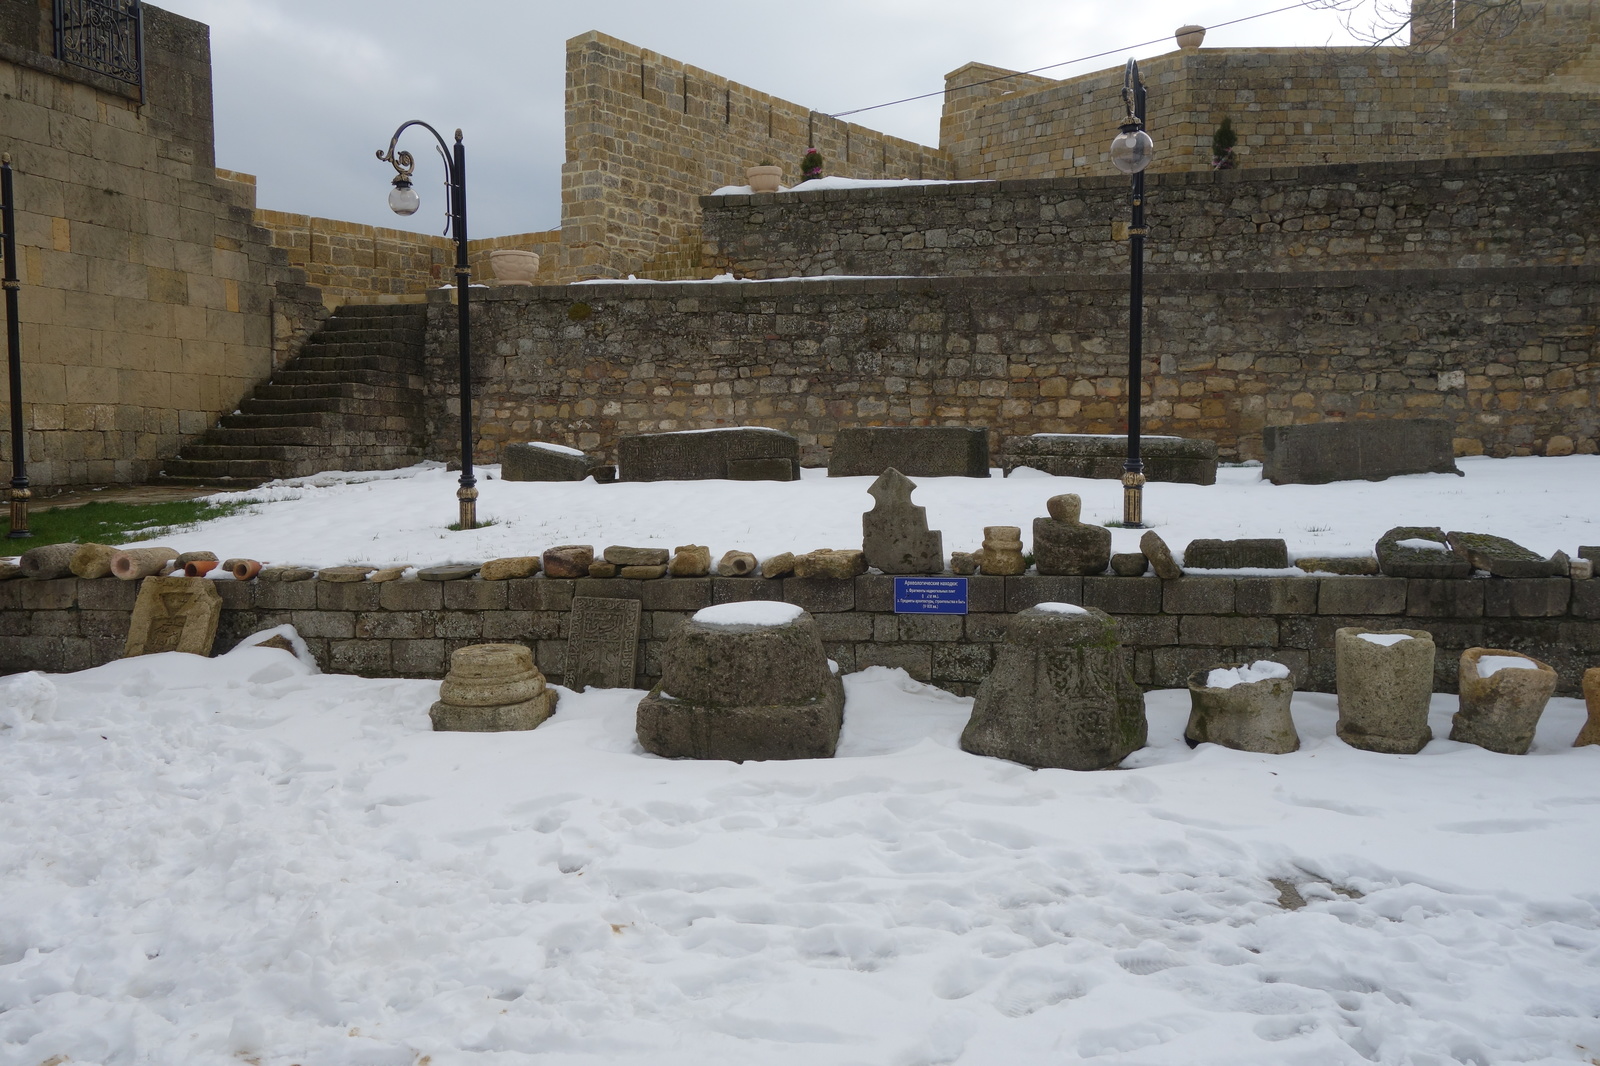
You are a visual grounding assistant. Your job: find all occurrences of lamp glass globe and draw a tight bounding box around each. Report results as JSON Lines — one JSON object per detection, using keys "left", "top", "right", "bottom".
{"left": 1109, "top": 129, "right": 1155, "bottom": 174}
{"left": 388, "top": 184, "right": 421, "bottom": 216}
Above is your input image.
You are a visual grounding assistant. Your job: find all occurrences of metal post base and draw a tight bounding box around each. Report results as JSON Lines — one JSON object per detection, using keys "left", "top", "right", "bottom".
{"left": 1121, "top": 470, "right": 1146, "bottom": 528}
{"left": 6, "top": 485, "right": 29, "bottom": 539}
{"left": 457, "top": 484, "right": 478, "bottom": 531}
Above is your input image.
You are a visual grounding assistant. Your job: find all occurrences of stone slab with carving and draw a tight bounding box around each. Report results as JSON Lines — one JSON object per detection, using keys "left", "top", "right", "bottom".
{"left": 124, "top": 576, "right": 222, "bottom": 658}
{"left": 502, "top": 441, "right": 595, "bottom": 482}
{"left": 862, "top": 468, "right": 944, "bottom": 575}
{"left": 1263, "top": 418, "right": 1462, "bottom": 485}
{"left": 565, "top": 596, "right": 642, "bottom": 691}
{"left": 1183, "top": 538, "right": 1289, "bottom": 570}
{"left": 829, "top": 426, "right": 989, "bottom": 479}
{"left": 618, "top": 427, "right": 799, "bottom": 482}
{"left": 1002, "top": 434, "right": 1217, "bottom": 485}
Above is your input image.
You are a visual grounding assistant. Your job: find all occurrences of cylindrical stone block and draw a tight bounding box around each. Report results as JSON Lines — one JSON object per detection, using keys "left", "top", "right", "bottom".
{"left": 70, "top": 543, "right": 119, "bottom": 579}
{"left": 430, "top": 643, "right": 555, "bottom": 732}
{"left": 1185, "top": 663, "right": 1299, "bottom": 754}
{"left": 1578, "top": 668, "right": 1600, "bottom": 747}
{"left": 1451, "top": 648, "right": 1557, "bottom": 755}
{"left": 20, "top": 542, "right": 81, "bottom": 580}
{"left": 1334, "top": 627, "right": 1435, "bottom": 754}
{"left": 111, "top": 547, "right": 178, "bottom": 581}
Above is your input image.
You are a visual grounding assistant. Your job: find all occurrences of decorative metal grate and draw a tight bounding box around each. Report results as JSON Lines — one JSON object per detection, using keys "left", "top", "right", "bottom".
{"left": 54, "top": 0, "right": 143, "bottom": 98}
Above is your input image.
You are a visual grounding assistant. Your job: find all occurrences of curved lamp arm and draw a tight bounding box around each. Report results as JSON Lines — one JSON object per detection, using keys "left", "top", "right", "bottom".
{"left": 376, "top": 120, "right": 458, "bottom": 236}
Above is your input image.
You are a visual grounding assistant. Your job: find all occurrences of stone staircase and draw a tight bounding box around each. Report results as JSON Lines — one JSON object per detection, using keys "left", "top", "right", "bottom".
{"left": 159, "top": 303, "right": 429, "bottom": 486}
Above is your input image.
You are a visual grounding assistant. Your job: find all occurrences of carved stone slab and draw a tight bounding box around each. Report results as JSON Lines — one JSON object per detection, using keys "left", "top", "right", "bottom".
{"left": 565, "top": 596, "right": 642, "bottom": 691}
{"left": 124, "top": 576, "right": 222, "bottom": 658}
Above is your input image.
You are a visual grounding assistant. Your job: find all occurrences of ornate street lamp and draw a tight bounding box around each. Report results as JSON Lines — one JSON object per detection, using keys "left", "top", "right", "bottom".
{"left": 1, "top": 153, "right": 29, "bottom": 539}
{"left": 1110, "top": 58, "right": 1154, "bottom": 527}
{"left": 377, "top": 121, "right": 478, "bottom": 530}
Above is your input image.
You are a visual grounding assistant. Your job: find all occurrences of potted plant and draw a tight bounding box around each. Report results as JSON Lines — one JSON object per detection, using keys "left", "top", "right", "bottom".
{"left": 1212, "top": 117, "right": 1237, "bottom": 170}
{"left": 798, "top": 147, "right": 823, "bottom": 184}
{"left": 746, "top": 159, "right": 782, "bottom": 193}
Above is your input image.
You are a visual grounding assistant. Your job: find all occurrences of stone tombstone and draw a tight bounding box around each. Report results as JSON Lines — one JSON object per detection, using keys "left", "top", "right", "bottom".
{"left": 1375, "top": 526, "right": 1471, "bottom": 579}
{"left": 829, "top": 427, "right": 989, "bottom": 479}
{"left": 1182, "top": 538, "right": 1289, "bottom": 570}
{"left": 862, "top": 468, "right": 944, "bottom": 575}
{"left": 636, "top": 602, "right": 845, "bottom": 761}
{"left": 124, "top": 576, "right": 223, "bottom": 658}
{"left": 618, "top": 427, "right": 799, "bottom": 482}
{"left": 1262, "top": 419, "right": 1462, "bottom": 486}
{"left": 430, "top": 643, "right": 556, "bottom": 732}
{"left": 1446, "top": 531, "right": 1565, "bottom": 578}
{"left": 1002, "top": 434, "right": 1217, "bottom": 486}
{"left": 1577, "top": 668, "right": 1600, "bottom": 747}
{"left": 960, "top": 603, "right": 1147, "bottom": 771}
{"left": 1334, "top": 627, "right": 1436, "bottom": 754}
{"left": 1032, "top": 493, "right": 1111, "bottom": 576}
{"left": 1185, "top": 661, "right": 1299, "bottom": 755}
{"left": 1451, "top": 648, "right": 1557, "bottom": 755}
{"left": 565, "top": 596, "right": 642, "bottom": 691}
{"left": 501, "top": 441, "right": 595, "bottom": 482}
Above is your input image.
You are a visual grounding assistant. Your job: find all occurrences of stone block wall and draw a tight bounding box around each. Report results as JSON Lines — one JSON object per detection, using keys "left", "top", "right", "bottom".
{"left": 5, "top": 572, "right": 1595, "bottom": 700}
{"left": 427, "top": 268, "right": 1598, "bottom": 466}
{"left": 702, "top": 153, "right": 1600, "bottom": 279}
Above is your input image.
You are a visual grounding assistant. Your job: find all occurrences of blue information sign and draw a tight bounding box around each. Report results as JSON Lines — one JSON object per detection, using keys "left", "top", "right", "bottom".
{"left": 893, "top": 576, "right": 969, "bottom": 615}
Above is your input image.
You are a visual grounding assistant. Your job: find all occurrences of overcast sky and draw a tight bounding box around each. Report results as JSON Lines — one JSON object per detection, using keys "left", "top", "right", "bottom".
{"left": 153, "top": 0, "right": 1369, "bottom": 237}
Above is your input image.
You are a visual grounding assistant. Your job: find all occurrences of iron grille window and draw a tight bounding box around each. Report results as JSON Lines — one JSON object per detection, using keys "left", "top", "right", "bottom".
{"left": 54, "top": 0, "right": 144, "bottom": 100}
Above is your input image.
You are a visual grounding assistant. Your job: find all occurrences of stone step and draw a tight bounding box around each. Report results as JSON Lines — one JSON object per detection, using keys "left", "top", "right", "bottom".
{"left": 194, "top": 425, "right": 324, "bottom": 448}
{"left": 270, "top": 367, "right": 421, "bottom": 390}
{"left": 218, "top": 411, "right": 334, "bottom": 431}
{"left": 296, "top": 339, "right": 422, "bottom": 360}
{"left": 180, "top": 436, "right": 422, "bottom": 462}
{"left": 308, "top": 325, "right": 425, "bottom": 346}
{"left": 332, "top": 302, "right": 428, "bottom": 320}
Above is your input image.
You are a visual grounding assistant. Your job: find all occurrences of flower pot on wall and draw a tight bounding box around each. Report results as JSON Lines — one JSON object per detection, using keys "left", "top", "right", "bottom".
{"left": 746, "top": 165, "right": 783, "bottom": 193}
{"left": 489, "top": 249, "right": 540, "bottom": 286}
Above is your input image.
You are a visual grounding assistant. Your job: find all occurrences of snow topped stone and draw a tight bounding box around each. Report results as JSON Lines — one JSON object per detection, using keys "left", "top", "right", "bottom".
{"left": 1205, "top": 660, "right": 1291, "bottom": 690}
{"left": 1397, "top": 537, "right": 1448, "bottom": 550}
{"left": 1476, "top": 654, "right": 1538, "bottom": 679}
{"left": 1358, "top": 632, "right": 1415, "bottom": 647}
{"left": 692, "top": 601, "right": 805, "bottom": 627}
{"left": 522, "top": 440, "right": 585, "bottom": 456}
{"left": 1033, "top": 601, "right": 1090, "bottom": 615}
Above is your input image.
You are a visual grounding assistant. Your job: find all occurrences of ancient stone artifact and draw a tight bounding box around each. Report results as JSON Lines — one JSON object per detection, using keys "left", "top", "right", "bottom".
{"left": 1451, "top": 648, "right": 1557, "bottom": 755}
{"left": 760, "top": 552, "right": 796, "bottom": 578}
{"left": 793, "top": 548, "right": 867, "bottom": 579}
{"left": 587, "top": 561, "right": 620, "bottom": 578}
{"left": 1183, "top": 538, "right": 1289, "bottom": 569}
{"left": 979, "top": 526, "right": 1025, "bottom": 575}
{"left": 566, "top": 596, "right": 642, "bottom": 691}
{"left": 1111, "top": 553, "right": 1148, "bottom": 577}
{"left": 542, "top": 545, "right": 594, "bottom": 578}
{"left": 1572, "top": 558, "right": 1594, "bottom": 580}
{"left": 258, "top": 565, "right": 314, "bottom": 582}
{"left": 368, "top": 566, "right": 408, "bottom": 582}
{"left": 1446, "top": 531, "right": 1565, "bottom": 578}
{"left": 1003, "top": 434, "right": 1217, "bottom": 485}
{"left": 949, "top": 550, "right": 979, "bottom": 576}
{"left": 829, "top": 427, "right": 989, "bottom": 479}
{"left": 717, "top": 550, "right": 757, "bottom": 577}
{"left": 429, "top": 643, "right": 556, "bottom": 732}
{"left": 479, "top": 556, "right": 541, "bottom": 581}
{"left": 0, "top": 561, "right": 21, "bottom": 580}
{"left": 960, "top": 603, "right": 1147, "bottom": 770}
{"left": 1295, "top": 556, "right": 1380, "bottom": 575}
{"left": 668, "top": 545, "right": 712, "bottom": 577}
{"left": 124, "top": 576, "right": 223, "bottom": 658}
{"left": 1032, "top": 494, "right": 1110, "bottom": 576}
{"left": 318, "top": 565, "right": 375, "bottom": 583}
{"left": 111, "top": 546, "right": 178, "bottom": 581}
{"left": 20, "top": 542, "right": 79, "bottom": 580}
{"left": 1140, "top": 530, "right": 1183, "bottom": 579}
{"left": 1375, "top": 526, "right": 1471, "bottom": 579}
{"left": 418, "top": 564, "right": 480, "bottom": 581}
{"left": 862, "top": 468, "right": 944, "bottom": 574}
{"left": 70, "top": 543, "right": 118, "bottom": 579}
{"left": 635, "top": 601, "right": 845, "bottom": 761}
{"left": 1186, "top": 661, "right": 1299, "bottom": 754}
{"left": 618, "top": 427, "right": 799, "bottom": 482}
{"left": 1262, "top": 419, "right": 1462, "bottom": 486}
{"left": 1578, "top": 668, "right": 1600, "bottom": 747}
{"left": 227, "top": 558, "right": 263, "bottom": 580}
{"left": 604, "top": 545, "right": 669, "bottom": 567}
{"left": 1334, "top": 627, "right": 1436, "bottom": 754}
{"left": 175, "top": 550, "right": 217, "bottom": 570}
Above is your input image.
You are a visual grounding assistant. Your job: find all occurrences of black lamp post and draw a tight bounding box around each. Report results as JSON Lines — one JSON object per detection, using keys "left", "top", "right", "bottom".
{"left": 377, "top": 121, "right": 478, "bottom": 530}
{"left": 1, "top": 153, "right": 29, "bottom": 539}
{"left": 1110, "top": 58, "right": 1154, "bottom": 528}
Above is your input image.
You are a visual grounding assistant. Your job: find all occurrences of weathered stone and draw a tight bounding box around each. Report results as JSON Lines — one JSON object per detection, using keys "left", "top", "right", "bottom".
{"left": 1003, "top": 434, "right": 1217, "bottom": 485}
{"left": 1334, "top": 627, "right": 1436, "bottom": 754}
{"left": 949, "top": 551, "right": 979, "bottom": 575}
{"left": 717, "top": 550, "right": 757, "bottom": 577}
{"left": 960, "top": 604, "right": 1147, "bottom": 770}
{"left": 979, "top": 526, "right": 1025, "bottom": 576}
{"left": 1572, "top": 559, "right": 1594, "bottom": 581}
{"left": 258, "top": 565, "right": 315, "bottom": 582}
{"left": 605, "top": 546, "right": 670, "bottom": 567}
{"left": 1183, "top": 538, "right": 1289, "bottom": 569}
{"left": 418, "top": 564, "right": 480, "bottom": 581}
{"left": 111, "top": 547, "right": 179, "bottom": 580}
{"left": 1577, "top": 668, "right": 1600, "bottom": 746}
{"left": 1032, "top": 494, "right": 1110, "bottom": 576}
{"left": 175, "top": 551, "right": 217, "bottom": 568}
{"left": 70, "top": 543, "right": 119, "bottom": 579}
{"left": 726, "top": 457, "right": 797, "bottom": 481}
{"left": 618, "top": 427, "right": 800, "bottom": 482}
{"left": 0, "top": 561, "right": 22, "bottom": 580}
{"left": 760, "top": 552, "right": 796, "bottom": 578}
{"left": 1185, "top": 662, "right": 1299, "bottom": 754}
{"left": 1296, "top": 556, "right": 1380, "bottom": 575}
{"left": 1451, "top": 648, "right": 1557, "bottom": 755}
{"left": 20, "top": 543, "right": 80, "bottom": 580}
{"left": 318, "top": 565, "right": 375, "bottom": 583}
{"left": 587, "top": 561, "right": 619, "bottom": 578}
{"left": 1140, "top": 530, "right": 1183, "bottom": 580}
{"left": 668, "top": 545, "right": 712, "bottom": 577}
{"left": 1111, "top": 553, "right": 1149, "bottom": 577}
{"left": 369, "top": 566, "right": 408, "bottom": 582}
{"left": 1263, "top": 419, "right": 1462, "bottom": 485}
{"left": 480, "top": 556, "right": 541, "bottom": 581}
{"left": 862, "top": 468, "right": 943, "bottom": 575}
{"left": 501, "top": 441, "right": 594, "bottom": 482}
{"left": 125, "top": 576, "right": 222, "bottom": 658}
{"left": 430, "top": 643, "right": 556, "bottom": 731}
{"left": 1376, "top": 526, "right": 1471, "bottom": 579}
{"left": 542, "top": 544, "right": 594, "bottom": 579}
{"left": 829, "top": 426, "right": 989, "bottom": 479}
{"left": 565, "top": 596, "right": 642, "bottom": 691}
{"left": 252, "top": 634, "right": 297, "bottom": 655}
{"left": 1580, "top": 546, "right": 1599, "bottom": 565}
{"left": 1446, "top": 531, "right": 1565, "bottom": 578}
{"left": 636, "top": 603, "right": 844, "bottom": 761}
{"left": 793, "top": 549, "right": 867, "bottom": 579}
{"left": 619, "top": 564, "right": 668, "bottom": 580}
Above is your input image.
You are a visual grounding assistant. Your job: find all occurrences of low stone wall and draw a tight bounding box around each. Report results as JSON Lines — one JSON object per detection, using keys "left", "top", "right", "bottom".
{"left": 5, "top": 573, "right": 1595, "bottom": 699}
{"left": 701, "top": 153, "right": 1600, "bottom": 280}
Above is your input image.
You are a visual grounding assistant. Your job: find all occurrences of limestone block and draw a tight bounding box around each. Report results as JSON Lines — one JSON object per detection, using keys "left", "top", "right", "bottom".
{"left": 1141, "top": 530, "right": 1183, "bottom": 580}
{"left": 587, "top": 562, "right": 619, "bottom": 578}
{"left": 1111, "top": 553, "right": 1149, "bottom": 577}
{"left": 1183, "top": 539, "right": 1289, "bottom": 569}
{"left": 1450, "top": 648, "right": 1557, "bottom": 755}
{"left": 430, "top": 643, "right": 555, "bottom": 732}
{"left": 480, "top": 556, "right": 541, "bottom": 581}
{"left": 1033, "top": 494, "right": 1110, "bottom": 576}
{"left": 605, "top": 546, "right": 670, "bottom": 567}
{"left": 759, "top": 552, "right": 795, "bottom": 579}
{"left": 960, "top": 604, "right": 1147, "bottom": 771}
{"left": 829, "top": 426, "right": 989, "bottom": 478}
{"left": 1263, "top": 419, "right": 1461, "bottom": 486}
{"left": 618, "top": 427, "right": 799, "bottom": 483}
{"left": 69, "top": 543, "right": 119, "bottom": 579}
{"left": 502, "top": 442, "right": 593, "bottom": 482}
{"left": 111, "top": 546, "right": 178, "bottom": 580}
{"left": 542, "top": 545, "right": 594, "bottom": 578}
{"left": 1003, "top": 434, "right": 1216, "bottom": 485}
{"left": 1577, "top": 668, "right": 1600, "bottom": 747}
{"left": 318, "top": 565, "right": 376, "bottom": 583}
{"left": 669, "top": 545, "right": 712, "bottom": 577}
{"left": 124, "top": 576, "right": 222, "bottom": 658}
{"left": 418, "top": 564, "right": 480, "bottom": 581}
{"left": 861, "top": 468, "right": 943, "bottom": 575}
{"left": 717, "top": 550, "right": 757, "bottom": 577}
{"left": 1334, "top": 627, "right": 1436, "bottom": 754}
{"left": 620, "top": 564, "right": 668, "bottom": 580}
{"left": 1185, "top": 661, "right": 1299, "bottom": 755}
{"left": 979, "top": 526, "right": 1025, "bottom": 576}
{"left": 793, "top": 549, "right": 866, "bottom": 579}
{"left": 1446, "top": 531, "right": 1565, "bottom": 578}
{"left": 20, "top": 543, "right": 80, "bottom": 580}
{"left": 1296, "top": 556, "right": 1380, "bottom": 575}
{"left": 949, "top": 550, "right": 979, "bottom": 576}
{"left": 259, "top": 565, "right": 315, "bottom": 582}
{"left": 1376, "top": 526, "right": 1471, "bottom": 579}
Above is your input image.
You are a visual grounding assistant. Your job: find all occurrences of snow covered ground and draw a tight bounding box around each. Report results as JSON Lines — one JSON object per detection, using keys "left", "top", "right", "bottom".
{"left": 56, "top": 453, "right": 1600, "bottom": 571}
{"left": 2, "top": 648, "right": 1597, "bottom": 1065}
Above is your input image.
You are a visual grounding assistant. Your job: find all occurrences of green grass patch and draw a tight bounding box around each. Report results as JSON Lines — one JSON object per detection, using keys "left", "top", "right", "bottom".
{"left": 7, "top": 498, "right": 256, "bottom": 549}
{"left": 445, "top": 518, "right": 500, "bottom": 532}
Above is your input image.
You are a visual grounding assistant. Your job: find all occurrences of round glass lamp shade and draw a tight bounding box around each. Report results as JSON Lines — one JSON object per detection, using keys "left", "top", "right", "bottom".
{"left": 1109, "top": 129, "right": 1155, "bottom": 174}
{"left": 388, "top": 183, "right": 421, "bottom": 216}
